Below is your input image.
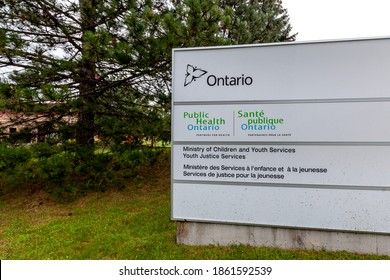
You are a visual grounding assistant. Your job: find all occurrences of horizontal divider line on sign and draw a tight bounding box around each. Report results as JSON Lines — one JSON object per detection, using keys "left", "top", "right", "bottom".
{"left": 173, "top": 97, "right": 390, "bottom": 106}
{"left": 172, "top": 141, "right": 390, "bottom": 146}
{"left": 171, "top": 180, "right": 390, "bottom": 191}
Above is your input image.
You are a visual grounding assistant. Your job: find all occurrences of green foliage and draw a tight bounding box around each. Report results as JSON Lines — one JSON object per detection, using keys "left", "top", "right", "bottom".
{"left": 0, "top": 143, "right": 165, "bottom": 200}
{"left": 0, "top": 0, "right": 295, "bottom": 148}
{"left": 217, "top": 0, "right": 295, "bottom": 44}
{"left": 0, "top": 143, "right": 32, "bottom": 171}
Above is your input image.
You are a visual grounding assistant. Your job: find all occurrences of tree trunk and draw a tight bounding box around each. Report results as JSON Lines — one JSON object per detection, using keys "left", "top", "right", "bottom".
{"left": 77, "top": 73, "right": 95, "bottom": 146}
{"left": 76, "top": 0, "right": 97, "bottom": 147}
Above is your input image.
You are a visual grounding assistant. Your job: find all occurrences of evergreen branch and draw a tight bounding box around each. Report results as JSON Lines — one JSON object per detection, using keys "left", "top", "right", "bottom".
{"left": 0, "top": 58, "right": 35, "bottom": 69}
{"left": 38, "top": 0, "right": 82, "bottom": 26}
{"left": 35, "top": 1, "right": 82, "bottom": 52}
{"left": 1, "top": 27, "right": 80, "bottom": 41}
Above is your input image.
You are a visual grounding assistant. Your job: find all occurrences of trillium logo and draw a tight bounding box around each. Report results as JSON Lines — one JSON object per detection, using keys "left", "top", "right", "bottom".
{"left": 183, "top": 64, "right": 253, "bottom": 87}
{"left": 184, "top": 64, "right": 208, "bottom": 87}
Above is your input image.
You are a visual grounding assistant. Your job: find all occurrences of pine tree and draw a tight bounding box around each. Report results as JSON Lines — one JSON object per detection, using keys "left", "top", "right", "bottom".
{"left": 0, "top": 0, "right": 296, "bottom": 148}
{"left": 219, "top": 0, "right": 295, "bottom": 44}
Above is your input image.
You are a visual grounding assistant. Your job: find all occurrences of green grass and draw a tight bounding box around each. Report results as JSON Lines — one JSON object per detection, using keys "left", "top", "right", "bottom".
{"left": 0, "top": 153, "right": 389, "bottom": 260}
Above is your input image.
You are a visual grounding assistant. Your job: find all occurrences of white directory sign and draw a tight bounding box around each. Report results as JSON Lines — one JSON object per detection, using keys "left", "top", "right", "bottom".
{"left": 171, "top": 38, "right": 390, "bottom": 233}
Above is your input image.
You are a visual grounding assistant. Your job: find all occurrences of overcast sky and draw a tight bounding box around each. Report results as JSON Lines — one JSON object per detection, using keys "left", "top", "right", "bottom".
{"left": 282, "top": 0, "right": 390, "bottom": 41}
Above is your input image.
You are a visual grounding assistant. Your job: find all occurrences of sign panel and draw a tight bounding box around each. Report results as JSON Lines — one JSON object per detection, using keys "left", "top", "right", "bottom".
{"left": 171, "top": 37, "right": 390, "bottom": 233}
{"left": 173, "top": 102, "right": 390, "bottom": 142}
{"left": 172, "top": 183, "right": 390, "bottom": 233}
{"left": 173, "top": 144, "right": 390, "bottom": 187}
{"left": 173, "top": 38, "right": 390, "bottom": 102}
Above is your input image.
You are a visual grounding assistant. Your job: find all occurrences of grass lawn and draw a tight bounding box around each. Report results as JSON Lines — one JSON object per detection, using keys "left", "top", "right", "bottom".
{"left": 0, "top": 152, "right": 389, "bottom": 260}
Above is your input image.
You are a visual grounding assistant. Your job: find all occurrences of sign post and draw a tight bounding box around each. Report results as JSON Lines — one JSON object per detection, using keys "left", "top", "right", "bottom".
{"left": 171, "top": 38, "right": 390, "bottom": 254}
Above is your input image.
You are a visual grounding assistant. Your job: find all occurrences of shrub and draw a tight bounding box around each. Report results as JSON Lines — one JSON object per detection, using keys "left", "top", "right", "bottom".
{"left": 0, "top": 143, "right": 167, "bottom": 200}
{"left": 0, "top": 144, "right": 32, "bottom": 171}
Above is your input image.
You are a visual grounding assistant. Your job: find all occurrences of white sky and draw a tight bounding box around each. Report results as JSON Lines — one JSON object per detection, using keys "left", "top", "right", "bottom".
{"left": 282, "top": 0, "right": 390, "bottom": 41}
